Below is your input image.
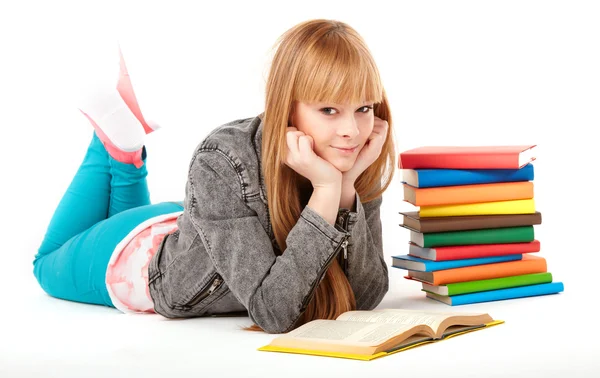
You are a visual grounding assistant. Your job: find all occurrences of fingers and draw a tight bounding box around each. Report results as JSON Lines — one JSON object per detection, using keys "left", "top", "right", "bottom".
{"left": 286, "top": 128, "right": 315, "bottom": 165}
{"left": 298, "top": 135, "right": 313, "bottom": 157}
{"left": 286, "top": 130, "right": 302, "bottom": 156}
{"left": 361, "top": 119, "right": 387, "bottom": 163}
{"left": 369, "top": 117, "right": 389, "bottom": 142}
{"left": 373, "top": 117, "right": 388, "bottom": 133}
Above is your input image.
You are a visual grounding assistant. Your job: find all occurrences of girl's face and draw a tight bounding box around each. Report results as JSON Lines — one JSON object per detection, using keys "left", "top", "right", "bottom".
{"left": 290, "top": 101, "right": 375, "bottom": 172}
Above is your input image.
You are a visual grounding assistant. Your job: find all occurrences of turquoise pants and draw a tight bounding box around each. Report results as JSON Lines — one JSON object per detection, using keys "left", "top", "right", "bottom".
{"left": 33, "top": 132, "right": 183, "bottom": 308}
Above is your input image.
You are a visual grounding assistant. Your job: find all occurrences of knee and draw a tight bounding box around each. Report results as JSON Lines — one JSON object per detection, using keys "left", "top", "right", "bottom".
{"left": 32, "top": 256, "right": 47, "bottom": 293}
{"left": 32, "top": 254, "right": 57, "bottom": 299}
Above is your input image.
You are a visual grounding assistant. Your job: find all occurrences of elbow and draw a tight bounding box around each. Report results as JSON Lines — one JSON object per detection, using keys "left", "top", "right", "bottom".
{"left": 250, "top": 316, "right": 291, "bottom": 335}
{"left": 357, "top": 261, "right": 389, "bottom": 311}
{"left": 369, "top": 272, "right": 390, "bottom": 310}
{"left": 376, "top": 258, "right": 390, "bottom": 307}
{"left": 248, "top": 290, "right": 301, "bottom": 334}
{"left": 378, "top": 272, "right": 390, "bottom": 306}
{"left": 361, "top": 279, "right": 389, "bottom": 311}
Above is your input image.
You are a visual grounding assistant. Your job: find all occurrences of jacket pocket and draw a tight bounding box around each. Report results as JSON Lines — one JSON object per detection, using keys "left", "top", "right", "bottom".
{"left": 174, "top": 273, "right": 225, "bottom": 311}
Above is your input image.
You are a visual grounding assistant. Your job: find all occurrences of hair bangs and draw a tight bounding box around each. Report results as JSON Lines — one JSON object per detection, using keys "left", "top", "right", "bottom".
{"left": 293, "top": 34, "right": 383, "bottom": 106}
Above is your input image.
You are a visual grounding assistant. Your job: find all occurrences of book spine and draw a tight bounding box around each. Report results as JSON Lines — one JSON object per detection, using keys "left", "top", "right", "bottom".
{"left": 400, "top": 152, "right": 522, "bottom": 169}
{"left": 432, "top": 255, "right": 547, "bottom": 285}
{"left": 422, "top": 226, "right": 535, "bottom": 248}
{"left": 397, "top": 254, "right": 523, "bottom": 272}
{"left": 417, "top": 164, "right": 534, "bottom": 188}
{"left": 419, "top": 199, "right": 536, "bottom": 218}
{"left": 412, "top": 240, "right": 541, "bottom": 261}
{"left": 406, "top": 181, "right": 534, "bottom": 206}
{"left": 447, "top": 282, "right": 565, "bottom": 305}
{"left": 444, "top": 272, "right": 553, "bottom": 295}
{"left": 416, "top": 212, "right": 542, "bottom": 233}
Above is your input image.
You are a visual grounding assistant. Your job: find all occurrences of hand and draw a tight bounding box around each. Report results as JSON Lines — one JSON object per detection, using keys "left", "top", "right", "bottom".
{"left": 284, "top": 127, "right": 342, "bottom": 188}
{"left": 342, "top": 116, "right": 389, "bottom": 185}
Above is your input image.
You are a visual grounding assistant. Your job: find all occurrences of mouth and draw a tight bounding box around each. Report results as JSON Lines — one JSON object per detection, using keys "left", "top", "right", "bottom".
{"left": 332, "top": 145, "right": 359, "bottom": 154}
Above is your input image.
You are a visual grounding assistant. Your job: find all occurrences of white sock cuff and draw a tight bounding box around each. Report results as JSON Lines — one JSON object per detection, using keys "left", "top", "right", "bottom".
{"left": 78, "top": 88, "right": 145, "bottom": 152}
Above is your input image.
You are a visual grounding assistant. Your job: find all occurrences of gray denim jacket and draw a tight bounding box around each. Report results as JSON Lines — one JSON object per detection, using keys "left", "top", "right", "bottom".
{"left": 147, "top": 114, "right": 389, "bottom": 334}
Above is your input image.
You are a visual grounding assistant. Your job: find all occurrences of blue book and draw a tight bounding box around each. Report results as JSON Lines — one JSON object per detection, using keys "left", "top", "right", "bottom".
{"left": 391, "top": 254, "right": 522, "bottom": 272}
{"left": 402, "top": 163, "right": 534, "bottom": 188}
{"left": 425, "top": 282, "right": 565, "bottom": 305}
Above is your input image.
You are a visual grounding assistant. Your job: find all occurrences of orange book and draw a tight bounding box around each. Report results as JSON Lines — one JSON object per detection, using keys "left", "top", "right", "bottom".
{"left": 406, "top": 254, "right": 547, "bottom": 285}
{"left": 403, "top": 181, "right": 534, "bottom": 206}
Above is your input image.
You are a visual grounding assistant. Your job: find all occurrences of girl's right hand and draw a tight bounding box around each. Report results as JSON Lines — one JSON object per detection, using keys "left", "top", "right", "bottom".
{"left": 284, "top": 127, "right": 342, "bottom": 188}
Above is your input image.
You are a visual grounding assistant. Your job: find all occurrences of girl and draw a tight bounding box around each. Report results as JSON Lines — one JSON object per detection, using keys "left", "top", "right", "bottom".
{"left": 33, "top": 19, "right": 396, "bottom": 334}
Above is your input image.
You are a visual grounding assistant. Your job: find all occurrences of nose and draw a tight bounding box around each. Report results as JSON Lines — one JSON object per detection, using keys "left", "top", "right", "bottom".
{"left": 337, "top": 117, "right": 360, "bottom": 139}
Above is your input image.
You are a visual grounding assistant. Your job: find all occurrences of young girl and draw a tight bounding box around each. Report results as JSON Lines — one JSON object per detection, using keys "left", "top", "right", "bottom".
{"left": 33, "top": 19, "right": 396, "bottom": 334}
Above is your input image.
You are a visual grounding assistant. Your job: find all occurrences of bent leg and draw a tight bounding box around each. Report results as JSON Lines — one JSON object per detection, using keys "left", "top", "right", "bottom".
{"left": 108, "top": 146, "right": 151, "bottom": 217}
{"left": 33, "top": 201, "right": 184, "bottom": 307}
{"left": 37, "top": 130, "right": 153, "bottom": 259}
{"left": 36, "top": 132, "right": 112, "bottom": 258}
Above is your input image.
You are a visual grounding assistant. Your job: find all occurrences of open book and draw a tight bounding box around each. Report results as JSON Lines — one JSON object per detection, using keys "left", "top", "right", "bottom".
{"left": 258, "top": 309, "right": 503, "bottom": 361}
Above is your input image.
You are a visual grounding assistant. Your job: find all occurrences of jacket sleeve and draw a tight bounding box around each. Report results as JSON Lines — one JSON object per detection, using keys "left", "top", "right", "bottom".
{"left": 187, "top": 150, "right": 351, "bottom": 334}
{"left": 335, "top": 192, "right": 390, "bottom": 310}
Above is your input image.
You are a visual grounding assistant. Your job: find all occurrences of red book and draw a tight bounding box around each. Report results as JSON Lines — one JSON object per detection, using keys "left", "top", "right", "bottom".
{"left": 398, "top": 145, "right": 536, "bottom": 169}
{"left": 408, "top": 240, "right": 541, "bottom": 261}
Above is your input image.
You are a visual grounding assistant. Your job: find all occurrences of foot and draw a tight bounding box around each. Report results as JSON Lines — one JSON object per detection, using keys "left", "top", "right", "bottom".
{"left": 78, "top": 87, "right": 146, "bottom": 153}
{"left": 77, "top": 45, "right": 159, "bottom": 168}
{"left": 79, "top": 106, "right": 145, "bottom": 168}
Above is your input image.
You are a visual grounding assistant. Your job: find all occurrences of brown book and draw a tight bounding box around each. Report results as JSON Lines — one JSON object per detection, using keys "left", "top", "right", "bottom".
{"left": 399, "top": 211, "right": 542, "bottom": 233}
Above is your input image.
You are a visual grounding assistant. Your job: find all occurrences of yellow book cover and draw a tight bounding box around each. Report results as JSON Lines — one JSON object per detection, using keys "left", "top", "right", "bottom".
{"left": 257, "top": 309, "right": 504, "bottom": 361}
{"left": 419, "top": 199, "right": 535, "bottom": 218}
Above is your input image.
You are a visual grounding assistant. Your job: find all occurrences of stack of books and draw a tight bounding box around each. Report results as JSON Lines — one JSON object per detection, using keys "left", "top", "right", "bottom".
{"left": 392, "top": 146, "right": 564, "bottom": 306}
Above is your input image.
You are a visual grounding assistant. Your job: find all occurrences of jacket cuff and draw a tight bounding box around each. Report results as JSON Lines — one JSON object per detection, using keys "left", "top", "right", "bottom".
{"left": 336, "top": 192, "right": 360, "bottom": 232}
{"left": 300, "top": 205, "right": 349, "bottom": 243}
{"left": 336, "top": 192, "right": 383, "bottom": 233}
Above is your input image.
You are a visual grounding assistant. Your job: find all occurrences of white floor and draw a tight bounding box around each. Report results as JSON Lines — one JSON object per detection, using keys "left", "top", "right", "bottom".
{"left": 2, "top": 258, "right": 597, "bottom": 378}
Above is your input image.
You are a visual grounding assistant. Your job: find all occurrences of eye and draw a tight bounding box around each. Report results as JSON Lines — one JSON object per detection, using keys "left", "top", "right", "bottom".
{"left": 320, "top": 107, "right": 337, "bottom": 115}
{"left": 319, "top": 105, "right": 374, "bottom": 115}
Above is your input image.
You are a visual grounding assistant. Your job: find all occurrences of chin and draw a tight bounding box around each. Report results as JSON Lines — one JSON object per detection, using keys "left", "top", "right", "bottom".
{"left": 332, "top": 161, "right": 355, "bottom": 172}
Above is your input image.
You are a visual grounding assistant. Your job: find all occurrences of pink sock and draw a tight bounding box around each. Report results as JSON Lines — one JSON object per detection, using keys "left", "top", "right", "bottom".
{"left": 80, "top": 110, "right": 144, "bottom": 168}
{"left": 117, "top": 47, "right": 161, "bottom": 135}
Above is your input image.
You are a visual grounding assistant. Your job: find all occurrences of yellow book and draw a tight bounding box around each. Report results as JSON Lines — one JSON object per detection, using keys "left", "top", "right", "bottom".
{"left": 258, "top": 308, "right": 504, "bottom": 361}
{"left": 419, "top": 199, "right": 535, "bottom": 218}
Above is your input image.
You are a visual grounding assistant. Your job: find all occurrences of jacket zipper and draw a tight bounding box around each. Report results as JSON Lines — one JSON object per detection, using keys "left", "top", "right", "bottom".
{"left": 301, "top": 233, "right": 351, "bottom": 311}
{"left": 185, "top": 274, "right": 224, "bottom": 308}
{"left": 342, "top": 212, "right": 351, "bottom": 276}
{"left": 342, "top": 239, "right": 349, "bottom": 275}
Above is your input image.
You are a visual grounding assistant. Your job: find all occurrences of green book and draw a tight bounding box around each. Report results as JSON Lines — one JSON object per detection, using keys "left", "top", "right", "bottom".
{"left": 420, "top": 272, "right": 553, "bottom": 296}
{"left": 410, "top": 226, "right": 534, "bottom": 248}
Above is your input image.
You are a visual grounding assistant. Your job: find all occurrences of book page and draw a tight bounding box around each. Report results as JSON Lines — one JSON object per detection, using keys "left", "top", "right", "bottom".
{"left": 337, "top": 309, "right": 485, "bottom": 334}
{"left": 278, "top": 319, "right": 425, "bottom": 347}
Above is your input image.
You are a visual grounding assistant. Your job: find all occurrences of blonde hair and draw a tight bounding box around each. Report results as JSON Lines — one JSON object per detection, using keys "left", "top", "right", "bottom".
{"left": 244, "top": 19, "right": 395, "bottom": 332}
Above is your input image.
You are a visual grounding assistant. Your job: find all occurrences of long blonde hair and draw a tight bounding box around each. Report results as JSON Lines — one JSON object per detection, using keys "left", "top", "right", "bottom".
{"left": 244, "top": 19, "right": 395, "bottom": 332}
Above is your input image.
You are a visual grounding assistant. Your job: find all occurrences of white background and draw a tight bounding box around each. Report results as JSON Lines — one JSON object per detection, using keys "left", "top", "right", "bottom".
{"left": 1, "top": 0, "right": 599, "bottom": 377}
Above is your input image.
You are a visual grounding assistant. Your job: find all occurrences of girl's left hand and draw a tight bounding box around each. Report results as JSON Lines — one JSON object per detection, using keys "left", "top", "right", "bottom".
{"left": 343, "top": 116, "right": 389, "bottom": 184}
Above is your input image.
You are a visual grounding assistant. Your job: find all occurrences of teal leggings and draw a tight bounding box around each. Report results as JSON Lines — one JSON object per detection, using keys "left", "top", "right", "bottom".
{"left": 33, "top": 132, "right": 183, "bottom": 308}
